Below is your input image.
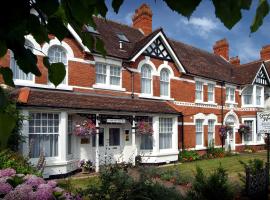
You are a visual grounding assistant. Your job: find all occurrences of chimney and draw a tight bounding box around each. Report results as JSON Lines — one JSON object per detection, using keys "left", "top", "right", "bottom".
{"left": 230, "top": 56, "right": 240, "bottom": 66}
{"left": 132, "top": 4, "right": 152, "bottom": 35}
{"left": 260, "top": 45, "right": 270, "bottom": 61}
{"left": 213, "top": 39, "right": 229, "bottom": 61}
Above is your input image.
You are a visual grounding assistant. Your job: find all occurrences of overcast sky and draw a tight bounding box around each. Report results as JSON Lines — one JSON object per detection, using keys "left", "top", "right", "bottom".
{"left": 106, "top": 0, "right": 270, "bottom": 64}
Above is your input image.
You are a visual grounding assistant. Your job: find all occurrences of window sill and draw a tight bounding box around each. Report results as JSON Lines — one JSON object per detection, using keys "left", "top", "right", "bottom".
{"left": 14, "top": 80, "right": 73, "bottom": 91}
{"left": 93, "top": 84, "right": 126, "bottom": 91}
{"left": 195, "top": 101, "right": 217, "bottom": 106}
{"left": 242, "top": 105, "right": 264, "bottom": 108}
{"left": 225, "top": 101, "right": 237, "bottom": 105}
{"left": 139, "top": 94, "right": 174, "bottom": 100}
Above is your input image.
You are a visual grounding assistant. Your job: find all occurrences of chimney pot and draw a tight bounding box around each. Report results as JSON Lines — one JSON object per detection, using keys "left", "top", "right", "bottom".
{"left": 260, "top": 45, "right": 270, "bottom": 61}
{"left": 132, "top": 4, "right": 152, "bottom": 35}
{"left": 230, "top": 56, "right": 240, "bottom": 66}
{"left": 213, "top": 39, "right": 229, "bottom": 61}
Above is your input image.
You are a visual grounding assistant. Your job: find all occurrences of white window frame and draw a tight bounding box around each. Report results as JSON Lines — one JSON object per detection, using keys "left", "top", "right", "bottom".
{"left": 160, "top": 68, "right": 170, "bottom": 98}
{"left": 93, "top": 62, "right": 124, "bottom": 91}
{"left": 207, "top": 83, "right": 215, "bottom": 103}
{"left": 141, "top": 64, "right": 153, "bottom": 96}
{"left": 225, "top": 86, "right": 235, "bottom": 103}
{"left": 195, "top": 119, "right": 204, "bottom": 148}
{"left": 241, "top": 118, "right": 263, "bottom": 144}
{"left": 242, "top": 86, "right": 253, "bottom": 106}
{"left": 241, "top": 85, "right": 264, "bottom": 108}
{"left": 208, "top": 119, "right": 215, "bottom": 146}
{"left": 159, "top": 117, "right": 173, "bottom": 150}
{"left": 195, "top": 81, "right": 203, "bottom": 102}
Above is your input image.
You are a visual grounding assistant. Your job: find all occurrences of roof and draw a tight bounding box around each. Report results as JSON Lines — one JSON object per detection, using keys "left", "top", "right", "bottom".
{"left": 14, "top": 88, "right": 180, "bottom": 115}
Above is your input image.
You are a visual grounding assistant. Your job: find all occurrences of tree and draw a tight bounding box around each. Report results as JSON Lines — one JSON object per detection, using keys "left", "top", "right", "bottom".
{"left": 0, "top": 0, "right": 269, "bottom": 146}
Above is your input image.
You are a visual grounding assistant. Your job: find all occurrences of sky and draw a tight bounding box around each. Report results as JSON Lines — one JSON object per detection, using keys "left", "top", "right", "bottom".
{"left": 106, "top": 0, "right": 270, "bottom": 64}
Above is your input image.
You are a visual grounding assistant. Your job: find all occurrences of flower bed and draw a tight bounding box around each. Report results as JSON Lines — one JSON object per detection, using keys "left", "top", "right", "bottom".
{"left": 0, "top": 168, "right": 81, "bottom": 200}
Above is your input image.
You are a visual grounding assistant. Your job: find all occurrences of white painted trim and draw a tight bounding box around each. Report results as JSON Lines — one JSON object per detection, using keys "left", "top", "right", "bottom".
{"left": 25, "top": 35, "right": 43, "bottom": 56}
{"left": 251, "top": 63, "right": 270, "bottom": 85}
{"left": 93, "top": 84, "right": 126, "bottom": 91}
{"left": 171, "top": 76, "right": 195, "bottom": 83}
{"left": 42, "top": 38, "right": 74, "bottom": 58}
{"left": 224, "top": 110, "right": 240, "bottom": 128}
{"left": 94, "top": 55, "right": 122, "bottom": 66}
{"left": 138, "top": 57, "right": 157, "bottom": 75}
{"left": 157, "top": 61, "right": 174, "bottom": 76}
{"left": 130, "top": 31, "right": 186, "bottom": 73}
{"left": 67, "top": 24, "right": 90, "bottom": 53}
{"left": 69, "top": 57, "right": 95, "bottom": 64}
{"left": 14, "top": 81, "right": 73, "bottom": 90}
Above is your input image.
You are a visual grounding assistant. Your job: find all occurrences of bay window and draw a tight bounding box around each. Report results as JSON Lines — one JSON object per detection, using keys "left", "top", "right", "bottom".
{"left": 159, "top": 118, "right": 173, "bottom": 149}
{"left": 196, "top": 119, "right": 203, "bottom": 147}
{"left": 95, "top": 63, "right": 121, "bottom": 87}
{"left": 29, "top": 112, "right": 59, "bottom": 158}
{"left": 160, "top": 68, "right": 170, "bottom": 97}
{"left": 243, "top": 120, "right": 253, "bottom": 142}
{"left": 67, "top": 115, "right": 73, "bottom": 155}
{"left": 195, "top": 81, "right": 203, "bottom": 101}
{"left": 141, "top": 64, "right": 152, "bottom": 94}
{"left": 243, "top": 86, "right": 253, "bottom": 105}
{"left": 208, "top": 120, "right": 214, "bottom": 145}
{"left": 208, "top": 83, "right": 214, "bottom": 102}
{"left": 140, "top": 135, "right": 153, "bottom": 150}
{"left": 256, "top": 86, "right": 262, "bottom": 106}
{"left": 226, "top": 87, "right": 235, "bottom": 102}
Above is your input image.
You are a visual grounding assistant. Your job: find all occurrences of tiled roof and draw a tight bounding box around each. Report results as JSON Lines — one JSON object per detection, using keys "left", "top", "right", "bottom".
{"left": 15, "top": 88, "right": 180, "bottom": 114}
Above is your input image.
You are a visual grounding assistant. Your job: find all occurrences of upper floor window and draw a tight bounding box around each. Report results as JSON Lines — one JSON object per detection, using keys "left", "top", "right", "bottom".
{"left": 242, "top": 86, "right": 253, "bottom": 105}
{"left": 195, "top": 81, "right": 203, "bottom": 101}
{"left": 226, "top": 87, "right": 235, "bottom": 102}
{"left": 208, "top": 83, "right": 214, "bottom": 102}
{"left": 256, "top": 86, "right": 263, "bottom": 105}
{"left": 48, "top": 45, "right": 68, "bottom": 85}
{"left": 95, "top": 63, "right": 121, "bottom": 87}
{"left": 160, "top": 68, "right": 170, "bottom": 97}
{"left": 11, "top": 40, "right": 34, "bottom": 82}
{"left": 141, "top": 64, "right": 152, "bottom": 94}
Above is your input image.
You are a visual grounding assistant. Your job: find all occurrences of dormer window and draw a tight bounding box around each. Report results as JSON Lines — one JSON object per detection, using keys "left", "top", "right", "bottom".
{"left": 117, "top": 33, "right": 129, "bottom": 42}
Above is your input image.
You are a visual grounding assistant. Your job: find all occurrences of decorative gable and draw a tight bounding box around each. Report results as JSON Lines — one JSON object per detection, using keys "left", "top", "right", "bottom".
{"left": 143, "top": 37, "right": 172, "bottom": 61}
{"left": 254, "top": 67, "right": 270, "bottom": 86}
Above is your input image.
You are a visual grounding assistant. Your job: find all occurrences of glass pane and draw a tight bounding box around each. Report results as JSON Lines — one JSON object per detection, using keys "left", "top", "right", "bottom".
{"left": 140, "top": 135, "right": 153, "bottom": 150}
{"left": 196, "top": 132, "right": 202, "bottom": 146}
{"left": 109, "top": 128, "right": 120, "bottom": 146}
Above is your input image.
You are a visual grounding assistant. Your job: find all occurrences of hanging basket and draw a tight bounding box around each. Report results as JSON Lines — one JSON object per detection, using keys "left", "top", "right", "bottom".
{"left": 238, "top": 124, "right": 250, "bottom": 135}
{"left": 136, "top": 121, "right": 153, "bottom": 135}
{"left": 74, "top": 119, "right": 96, "bottom": 136}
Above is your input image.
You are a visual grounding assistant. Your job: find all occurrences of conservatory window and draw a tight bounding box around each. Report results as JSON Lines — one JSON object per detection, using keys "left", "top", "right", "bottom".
{"left": 208, "top": 83, "right": 214, "bottom": 102}
{"left": 160, "top": 68, "right": 170, "bottom": 97}
{"left": 159, "top": 118, "right": 173, "bottom": 149}
{"left": 243, "top": 86, "right": 253, "bottom": 105}
{"left": 195, "top": 81, "right": 203, "bottom": 101}
{"left": 141, "top": 64, "right": 152, "bottom": 94}
{"left": 29, "top": 112, "right": 59, "bottom": 158}
{"left": 196, "top": 119, "right": 203, "bottom": 146}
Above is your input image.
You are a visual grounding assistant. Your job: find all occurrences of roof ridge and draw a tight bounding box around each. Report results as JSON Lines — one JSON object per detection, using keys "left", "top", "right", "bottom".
{"left": 239, "top": 59, "right": 262, "bottom": 67}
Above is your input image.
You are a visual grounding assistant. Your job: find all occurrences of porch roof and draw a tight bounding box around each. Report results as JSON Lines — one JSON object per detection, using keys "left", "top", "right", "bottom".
{"left": 13, "top": 88, "right": 180, "bottom": 115}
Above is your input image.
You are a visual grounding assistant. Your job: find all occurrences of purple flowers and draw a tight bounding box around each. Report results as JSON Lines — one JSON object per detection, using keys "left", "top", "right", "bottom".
{"left": 25, "top": 175, "right": 46, "bottom": 188}
{"left": 0, "top": 182, "right": 13, "bottom": 195}
{"left": 0, "top": 168, "right": 16, "bottom": 178}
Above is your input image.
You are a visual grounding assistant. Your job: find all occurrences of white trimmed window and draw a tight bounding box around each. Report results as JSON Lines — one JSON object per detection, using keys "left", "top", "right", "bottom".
{"left": 195, "top": 81, "right": 203, "bottom": 101}
{"left": 95, "top": 63, "right": 121, "bottom": 87}
{"left": 140, "top": 135, "right": 153, "bottom": 150}
{"left": 208, "top": 83, "right": 214, "bottom": 102}
{"left": 11, "top": 40, "right": 34, "bottom": 82}
{"left": 196, "top": 119, "right": 204, "bottom": 146}
{"left": 226, "top": 87, "right": 235, "bottom": 102}
{"left": 256, "top": 86, "right": 263, "bottom": 106}
{"left": 243, "top": 86, "right": 253, "bottom": 105}
{"left": 159, "top": 118, "right": 173, "bottom": 149}
{"left": 160, "top": 68, "right": 170, "bottom": 97}
{"left": 48, "top": 45, "right": 68, "bottom": 85}
{"left": 243, "top": 120, "right": 253, "bottom": 142}
{"left": 208, "top": 120, "right": 215, "bottom": 145}
{"left": 29, "top": 112, "right": 59, "bottom": 158}
{"left": 141, "top": 64, "right": 152, "bottom": 94}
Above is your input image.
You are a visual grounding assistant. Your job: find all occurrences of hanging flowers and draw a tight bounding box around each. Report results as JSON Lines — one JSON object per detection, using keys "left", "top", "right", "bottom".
{"left": 136, "top": 121, "right": 153, "bottom": 135}
{"left": 219, "top": 125, "right": 233, "bottom": 138}
{"left": 74, "top": 119, "right": 96, "bottom": 136}
{"left": 238, "top": 124, "right": 250, "bottom": 135}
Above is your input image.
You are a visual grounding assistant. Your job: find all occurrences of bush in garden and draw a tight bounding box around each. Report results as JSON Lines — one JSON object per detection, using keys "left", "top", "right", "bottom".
{"left": 186, "top": 165, "right": 233, "bottom": 200}
{"left": 179, "top": 150, "right": 200, "bottom": 162}
{"left": 0, "top": 149, "right": 40, "bottom": 176}
{"left": 238, "top": 159, "right": 264, "bottom": 184}
{"left": 0, "top": 168, "right": 82, "bottom": 200}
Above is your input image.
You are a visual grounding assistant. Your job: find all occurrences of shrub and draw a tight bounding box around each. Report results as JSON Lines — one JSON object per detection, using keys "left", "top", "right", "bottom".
{"left": 0, "top": 149, "right": 39, "bottom": 176}
{"left": 238, "top": 159, "right": 264, "bottom": 184}
{"left": 179, "top": 150, "right": 200, "bottom": 162}
{"left": 186, "top": 165, "right": 233, "bottom": 200}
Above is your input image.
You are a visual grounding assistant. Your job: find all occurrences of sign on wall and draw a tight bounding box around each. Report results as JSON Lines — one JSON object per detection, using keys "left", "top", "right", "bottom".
{"left": 257, "top": 111, "right": 270, "bottom": 133}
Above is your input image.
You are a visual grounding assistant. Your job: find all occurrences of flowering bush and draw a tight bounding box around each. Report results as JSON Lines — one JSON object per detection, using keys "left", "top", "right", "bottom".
{"left": 136, "top": 121, "right": 153, "bottom": 135}
{"left": 74, "top": 119, "right": 96, "bottom": 136}
{"left": 79, "top": 159, "right": 93, "bottom": 170}
{"left": 238, "top": 124, "right": 250, "bottom": 135}
{"left": 0, "top": 168, "right": 82, "bottom": 200}
{"left": 178, "top": 150, "right": 200, "bottom": 162}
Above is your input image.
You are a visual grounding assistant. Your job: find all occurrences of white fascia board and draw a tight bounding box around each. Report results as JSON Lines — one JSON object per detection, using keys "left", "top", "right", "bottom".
{"left": 130, "top": 31, "right": 186, "bottom": 73}
{"left": 67, "top": 24, "right": 90, "bottom": 53}
{"left": 251, "top": 63, "right": 270, "bottom": 85}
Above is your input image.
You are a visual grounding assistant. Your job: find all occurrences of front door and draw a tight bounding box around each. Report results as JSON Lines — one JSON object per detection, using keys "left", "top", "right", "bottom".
{"left": 225, "top": 123, "right": 235, "bottom": 151}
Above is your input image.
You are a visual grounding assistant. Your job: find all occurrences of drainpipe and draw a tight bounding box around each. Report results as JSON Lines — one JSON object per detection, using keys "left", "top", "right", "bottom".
{"left": 221, "top": 81, "right": 225, "bottom": 149}
{"left": 123, "top": 65, "right": 135, "bottom": 99}
{"left": 181, "top": 114, "right": 184, "bottom": 150}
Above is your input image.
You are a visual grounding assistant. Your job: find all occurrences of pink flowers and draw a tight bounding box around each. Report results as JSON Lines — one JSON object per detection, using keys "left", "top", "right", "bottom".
{"left": 136, "top": 121, "right": 153, "bottom": 135}
{"left": 0, "top": 168, "right": 16, "bottom": 178}
{"left": 74, "top": 119, "right": 96, "bottom": 136}
{"left": 0, "top": 182, "right": 13, "bottom": 195}
{"left": 24, "top": 175, "right": 46, "bottom": 188}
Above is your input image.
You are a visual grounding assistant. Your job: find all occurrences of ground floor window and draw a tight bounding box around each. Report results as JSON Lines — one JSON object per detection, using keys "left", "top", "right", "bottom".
{"left": 29, "top": 112, "right": 59, "bottom": 158}
{"left": 140, "top": 135, "right": 153, "bottom": 150}
{"left": 92, "top": 128, "right": 104, "bottom": 147}
{"left": 243, "top": 120, "right": 253, "bottom": 142}
{"left": 109, "top": 128, "right": 120, "bottom": 146}
{"left": 68, "top": 115, "right": 73, "bottom": 155}
{"left": 208, "top": 120, "right": 215, "bottom": 145}
{"left": 159, "top": 118, "right": 173, "bottom": 149}
{"left": 196, "top": 119, "right": 203, "bottom": 146}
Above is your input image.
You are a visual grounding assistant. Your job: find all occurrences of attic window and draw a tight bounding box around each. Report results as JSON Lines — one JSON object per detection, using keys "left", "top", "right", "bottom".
{"left": 85, "top": 25, "right": 99, "bottom": 34}
{"left": 117, "top": 33, "right": 129, "bottom": 42}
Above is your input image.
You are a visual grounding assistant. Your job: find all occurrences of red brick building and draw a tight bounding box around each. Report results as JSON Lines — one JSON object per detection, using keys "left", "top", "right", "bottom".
{"left": 1, "top": 4, "right": 270, "bottom": 177}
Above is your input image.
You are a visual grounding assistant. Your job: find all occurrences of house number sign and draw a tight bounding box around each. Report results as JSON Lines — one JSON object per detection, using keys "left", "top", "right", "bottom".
{"left": 107, "top": 119, "right": 126, "bottom": 124}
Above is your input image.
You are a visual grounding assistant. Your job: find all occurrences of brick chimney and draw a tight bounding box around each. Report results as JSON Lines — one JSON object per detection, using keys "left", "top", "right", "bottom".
{"left": 260, "top": 45, "right": 270, "bottom": 61}
{"left": 229, "top": 56, "right": 240, "bottom": 66}
{"left": 213, "top": 39, "right": 229, "bottom": 61}
{"left": 132, "top": 4, "right": 152, "bottom": 35}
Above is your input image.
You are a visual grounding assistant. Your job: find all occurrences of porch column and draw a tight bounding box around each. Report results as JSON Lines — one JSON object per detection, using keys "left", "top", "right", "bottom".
{"left": 60, "top": 112, "right": 68, "bottom": 161}
{"left": 132, "top": 115, "right": 136, "bottom": 165}
{"left": 153, "top": 116, "right": 159, "bottom": 154}
{"left": 95, "top": 114, "right": 100, "bottom": 172}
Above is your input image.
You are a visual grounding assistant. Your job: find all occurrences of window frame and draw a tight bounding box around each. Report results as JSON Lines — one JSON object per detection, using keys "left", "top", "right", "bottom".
{"left": 195, "top": 119, "right": 204, "bottom": 148}
{"left": 225, "top": 87, "right": 235, "bottom": 103}
{"left": 159, "top": 118, "right": 173, "bottom": 150}
{"left": 141, "top": 64, "right": 153, "bottom": 95}
{"left": 195, "top": 81, "right": 203, "bottom": 102}
{"left": 207, "top": 83, "right": 215, "bottom": 103}
{"left": 160, "top": 68, "right": 170, "bottom": 97}
{"left": 208, "top": 119, "right": 215, "bottom": 146}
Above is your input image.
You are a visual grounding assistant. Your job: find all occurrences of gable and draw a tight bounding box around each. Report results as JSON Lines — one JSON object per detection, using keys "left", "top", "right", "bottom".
{"left": 143, "top": 37, "right": 172, "bottom": 61}
{"left": 253, "top": 64, "right": 270, "bottom": 86}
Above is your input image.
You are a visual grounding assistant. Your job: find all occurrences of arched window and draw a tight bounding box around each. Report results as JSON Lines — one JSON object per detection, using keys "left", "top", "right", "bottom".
{"left": 160, "top": 68, "right": 170, "bottom": 96}
{"left": 141, "top": 64, "right": 152, "bottom": 94}
{"left": 48, "top": 45, "right": 68, "bottom": 85}
{"left": 11, "top": 40, "right": 34, "bottom": 81}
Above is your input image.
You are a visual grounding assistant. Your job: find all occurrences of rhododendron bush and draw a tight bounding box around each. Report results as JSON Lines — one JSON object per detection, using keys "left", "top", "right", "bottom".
{"left": 0, "top": 168, "right": 81, "bottom": 200}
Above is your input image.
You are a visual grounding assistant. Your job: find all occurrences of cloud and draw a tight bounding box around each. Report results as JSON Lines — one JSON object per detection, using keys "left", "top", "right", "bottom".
{"left": 124, "top": 12, "right": 133, "bottom": 25}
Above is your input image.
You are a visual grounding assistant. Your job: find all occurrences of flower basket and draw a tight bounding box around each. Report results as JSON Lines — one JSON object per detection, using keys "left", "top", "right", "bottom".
{"left": 219, "top": 125, "right": 233, "bottom": 138}
{"left": 136, "top": 121, "right": 153, "bottom": 135}
{"left": 238, "top": 124, "right": 250, "bottom": 135}
{"left": 79, "top": 159, "right": 93, "bottom": 174}
{"left": 74, "top": 119, "right": 96, "bottom": 136}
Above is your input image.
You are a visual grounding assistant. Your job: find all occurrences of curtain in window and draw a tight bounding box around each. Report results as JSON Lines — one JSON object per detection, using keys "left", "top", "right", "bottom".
{"left": 208, "top": 120, "right": 214, "bottom": 145}
{"left": 256, "top": 86, "right": 262, "bottom": 105}
{"left": 159, "top": 118, "right": 173, "bottom": 149}
{"left": 141, "top": 65, "right": 152, "bottom": 94}
{"left": 195, "top": 81, "right": 203, "bottom": 100}
{"left": 244, "top": 120, "right": 253, "bottom": 142}
{"left": 110, "top": 66, "right": 121, "bottom": 85}
{"left": 160, "top": 68, "right": 169, "bottom": 96}
{"left": 48, "top": 46, "right": 67, "bottom": 84}
{"left": 96, "top": 63, "right": 107, "bottom": 84}
{"left": 208, "top": 84, "right": 214, "bottom": 101}
{"left": 243, "top": 86, "right": 253, "bottom": 104}
{"left": 140, "top": 135, "right": 153, "bottom": 150}
{"left": 29, "top": 113, "right": 59, "bottom": 158}
{"left": 196, "top": 119, "right": 203, "bottom": 146}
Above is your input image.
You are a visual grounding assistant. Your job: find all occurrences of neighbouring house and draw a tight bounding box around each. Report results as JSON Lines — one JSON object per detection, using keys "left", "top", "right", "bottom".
{"left": 1, "top": 4, "right": 270, "bottom": 178}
